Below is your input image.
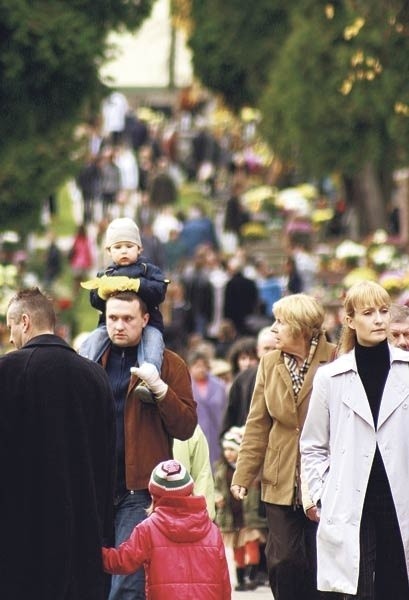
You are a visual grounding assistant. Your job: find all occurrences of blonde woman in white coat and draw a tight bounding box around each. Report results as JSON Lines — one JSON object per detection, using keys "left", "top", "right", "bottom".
{"left": 301, "top": 281, "right": 409, "bottom": 598}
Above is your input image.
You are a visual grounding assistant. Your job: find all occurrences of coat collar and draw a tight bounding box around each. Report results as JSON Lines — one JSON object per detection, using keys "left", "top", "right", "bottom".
{"left": 22, "top": 333, "right": 75, "bottom": 352}
{"left": 326, "top": 344, "right": 409, "bottom": 428}
{"left": 325, "top": 344, "right": 409, "bottom": 376}
{"left": 274, "top": 334, "right": 336, "bottom": 407}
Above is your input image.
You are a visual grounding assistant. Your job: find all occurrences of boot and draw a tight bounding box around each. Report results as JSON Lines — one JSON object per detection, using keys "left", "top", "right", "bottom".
{"left": 235, "top": 567, "right": 247, "bottom": 591}
{"left": 246, "top": 564, "right": 259, "bottom": 590}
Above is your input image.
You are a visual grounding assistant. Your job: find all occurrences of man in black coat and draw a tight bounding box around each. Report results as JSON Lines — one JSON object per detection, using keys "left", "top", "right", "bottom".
{"left": 224, "top": 256, "right": 259, "bottom": 335}
{"left": 1, "top": 287, "right": 116, "bottom": 600}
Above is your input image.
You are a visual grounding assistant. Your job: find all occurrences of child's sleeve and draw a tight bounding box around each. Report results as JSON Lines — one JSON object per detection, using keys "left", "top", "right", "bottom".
{"left": 136, "top": 262, "right": 169, "bottom": 307}
{"left": 102, "top": 525, "right": 150, "bottom": 574}
{"left": 111, "top": 262, "right": 169, "bottom": 307}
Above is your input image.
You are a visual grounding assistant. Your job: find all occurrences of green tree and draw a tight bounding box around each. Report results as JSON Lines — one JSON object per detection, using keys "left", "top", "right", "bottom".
{"left": 187, "top": 0, "right": 289, "bottom": 112}
{"left": 0, "top": 0, "right": 155, "bottom": 234}
{"left": 261, "top": 1, "right": 409, "bottom": 234}
{"left": 186, "top": 0, "right": 409, "bottom": 235}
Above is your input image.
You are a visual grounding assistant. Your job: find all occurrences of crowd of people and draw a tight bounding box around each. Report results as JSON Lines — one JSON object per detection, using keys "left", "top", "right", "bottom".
{"left": 2, "top": 96, "right": 409, "bottom": 600}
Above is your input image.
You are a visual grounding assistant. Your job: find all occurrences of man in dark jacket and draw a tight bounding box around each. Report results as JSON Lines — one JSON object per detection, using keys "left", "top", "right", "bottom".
{"left": 224, "top": 255, "right": 259, "bottom": 335}
{"left": 96, "top": 289, "right": 197, "bottom": 600}
{"left": 1, "top": 287, "right": 116, "bottom": 600}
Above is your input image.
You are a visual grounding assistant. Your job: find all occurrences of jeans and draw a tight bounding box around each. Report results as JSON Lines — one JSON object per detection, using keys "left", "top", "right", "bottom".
{"left": 108, "top": 489, "right": 151, "bottom": 600}
{"left": 140, "top": 325, "right": 164, "bottom": 372}
{"left": 79, "top": 324, "right": 164, "bottom": 371}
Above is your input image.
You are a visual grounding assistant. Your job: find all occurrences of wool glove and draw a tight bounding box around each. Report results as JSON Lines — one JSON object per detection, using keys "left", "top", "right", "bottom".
{"left": 130, "top": 363, "right": 168, "bottom": 400}
{"left": 81, "top": 275, "right": 140, "bottom": 299}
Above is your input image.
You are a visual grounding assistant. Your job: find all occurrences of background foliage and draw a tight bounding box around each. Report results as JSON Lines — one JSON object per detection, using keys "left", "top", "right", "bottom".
{"left": 0, "top": 0, "right": 154, "bottom": 234}
{"left": 186, "top": 0, "right": 409, "bottom": 232}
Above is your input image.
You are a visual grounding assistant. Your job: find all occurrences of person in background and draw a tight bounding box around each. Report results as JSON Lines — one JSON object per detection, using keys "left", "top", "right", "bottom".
{"left": 179, "top": 203, "right": 219, "bottom": 258}
{"left": 188, "top": 350, "right": 228, "bottom": 472}
{"left": 43, "top": 231, "right": 62, "bottom": 288}
{"left": 68, "top": 223, "right": 94, "bottom": 294}
{"left": 215, "top": 426, "right": 267, "bottom": 592}
{"left": 222, "top": 326, "right": 277, "bottom": 434}
{"left": 231, "top": 294, "right": 336, "bottom": 600}
{"left": 173, "top": 424, "right": 216, "bottom": 520}
{"left": 290, "top": 241, "right": 319, "bottom": 293}
{"left": 213, "top": 318, "right": 238, "bottom": 359}
{"left": 283, "top": 255, "right": 303, "bottom": 295}
{"left": 181, "top": 244, "right": 214, "bottom": 337}
{"left": 210, "top": 358, "right": 234, "bottom": 390}
{"left": 76, "top": 153, "right": 101, "bottom": 224}
{"left": 99, "top": 145, "right": 121, "bottom": 219}
{"left": 226, "top": 336, "right": 258, "bottom": 378}
{"left": 389, "top": 303, "right": 409, "bottom": 350}
{"left": 162, "top": 279, "right": 194, "bottom": 359}
{"left": 301, "top": 281, "right": 409, "bottom": 599}
{"left": 102, "top": 459, "right": 231, "bottom": 600}
{"left": 223, "top": 180, "right": 250, "bottom": 245}
{"left": 1, "top": 288, "right": 116, "bottom": 600}
{"left": 254, "top": 257, "right": 283, "bottom": 318}
{"left": 224, "top": 255, "right": 259, "bottom": 336}
{"left": 89, "top": 289, "right": 197, "bottom": 600}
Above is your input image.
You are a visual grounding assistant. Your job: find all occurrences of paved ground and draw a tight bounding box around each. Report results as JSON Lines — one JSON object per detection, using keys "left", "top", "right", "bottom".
{"left": 226, "top": 546, "right": 273, "bottom": 599}
{"left": 232, "top": 583, "right": 273, "bottom": 599}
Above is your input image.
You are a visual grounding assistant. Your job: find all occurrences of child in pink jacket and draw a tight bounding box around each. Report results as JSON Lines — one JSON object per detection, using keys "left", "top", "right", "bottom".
{"left": 102, "top": 459, "right": 231, "bottom": 599}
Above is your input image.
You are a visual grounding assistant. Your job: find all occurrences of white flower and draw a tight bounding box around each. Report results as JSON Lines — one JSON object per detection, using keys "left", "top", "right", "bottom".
{"left": 372, "top": 229, "right": 388, "bottom": 244}
{"left": 335, "top": 240, "right": 366, "bottom": 260}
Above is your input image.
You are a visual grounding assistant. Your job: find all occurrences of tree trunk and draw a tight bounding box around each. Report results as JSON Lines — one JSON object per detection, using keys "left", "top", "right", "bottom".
{"left": 343, "top": 162, "right": 388, "bottom": 239}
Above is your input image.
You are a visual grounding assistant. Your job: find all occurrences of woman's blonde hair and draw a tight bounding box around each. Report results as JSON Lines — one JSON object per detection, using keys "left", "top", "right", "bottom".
{"left": 338, "top": 281, "right": 391, "bottom": 354}
{"left": 273, "top": 293, "right": 325, "bottom": 340}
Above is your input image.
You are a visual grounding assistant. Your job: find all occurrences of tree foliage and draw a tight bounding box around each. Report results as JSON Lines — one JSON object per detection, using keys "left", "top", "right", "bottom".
{"left": 0, "top": 0, "right": 154, "bottom": 233}
{"left": 187, "top": 0, "right": 289, "bottom": 112}
{"left": 187, "top": 0, "right": 409, "bottom": 232}
{"left": 261, "top": 2, "right": 409, "bottom": 176}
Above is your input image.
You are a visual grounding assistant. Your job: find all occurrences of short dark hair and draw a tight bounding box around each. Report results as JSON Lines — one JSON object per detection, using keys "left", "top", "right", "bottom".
{"left": 8, "top": 287, "right": 56, "bottom": 330}
{"left": 105, "top": 291, "right": 148, "bottom": 314}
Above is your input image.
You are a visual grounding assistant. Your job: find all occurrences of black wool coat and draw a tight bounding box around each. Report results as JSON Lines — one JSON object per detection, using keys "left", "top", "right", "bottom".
{"left": 0, "top": 334, "right": 116, "bottom": 600}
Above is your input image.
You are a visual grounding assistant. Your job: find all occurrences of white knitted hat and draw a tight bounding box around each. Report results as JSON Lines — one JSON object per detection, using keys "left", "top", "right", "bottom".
{"left": 222, "top": 426, "right": 244, "bottom": 451}
{"left": 149, "top": 460, "right": 194, "bottom": 498}
{"left": 105, "top": 217, "right": 142, "bottom": 248}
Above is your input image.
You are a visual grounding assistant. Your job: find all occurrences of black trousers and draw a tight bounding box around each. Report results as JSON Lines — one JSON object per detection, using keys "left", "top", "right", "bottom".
{"left": 345, "top": 488, "right": 409, "bottom": 600}
{"left": 265, "top": 503, "right": 336, "bottom": 600}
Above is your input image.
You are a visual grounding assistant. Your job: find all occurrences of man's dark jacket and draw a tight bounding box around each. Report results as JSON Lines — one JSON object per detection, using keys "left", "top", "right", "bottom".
{"left": 0, "top": 334, "right": 116, "bottom": 600}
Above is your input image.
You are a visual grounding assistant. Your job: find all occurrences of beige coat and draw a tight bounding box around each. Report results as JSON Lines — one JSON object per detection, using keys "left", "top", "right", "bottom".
{"left": 232, "top": 335, "right": 335, "bottom": 505}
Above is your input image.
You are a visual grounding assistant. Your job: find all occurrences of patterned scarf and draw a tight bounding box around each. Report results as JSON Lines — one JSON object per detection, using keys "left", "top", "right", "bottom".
{"left": 284, "top": 335, "right": 319, "bottom": 398}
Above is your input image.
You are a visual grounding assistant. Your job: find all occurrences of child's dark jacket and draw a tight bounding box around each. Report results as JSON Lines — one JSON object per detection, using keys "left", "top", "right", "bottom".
{"left": 91, "top": 258, "right": 168, "bottom": 331}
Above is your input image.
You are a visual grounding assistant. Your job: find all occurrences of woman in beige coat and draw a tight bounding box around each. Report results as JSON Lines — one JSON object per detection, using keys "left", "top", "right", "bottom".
{"left": 231, "top": 294, "right": 335, "bottom": 600}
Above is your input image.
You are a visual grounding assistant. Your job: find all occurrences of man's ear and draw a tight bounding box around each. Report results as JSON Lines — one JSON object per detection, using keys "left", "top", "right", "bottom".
{"left": 21, "top": 313, "right": 30, "bottom": 332}
{"left": 142, "top": 313, "right": 150, "bottom": 328}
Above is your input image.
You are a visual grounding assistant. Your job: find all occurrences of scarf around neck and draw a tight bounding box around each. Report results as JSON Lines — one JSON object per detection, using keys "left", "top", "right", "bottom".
{"left": 283, "top": 334, "right": 319, "bottom": 397}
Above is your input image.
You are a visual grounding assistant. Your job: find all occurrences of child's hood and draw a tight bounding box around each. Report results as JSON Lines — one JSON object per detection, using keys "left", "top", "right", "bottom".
{"left": 150, "top": 495, "right": 212, "bottom": 543}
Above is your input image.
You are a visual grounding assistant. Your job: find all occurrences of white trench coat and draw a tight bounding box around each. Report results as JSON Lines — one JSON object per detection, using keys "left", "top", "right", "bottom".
{"left": 300, "top": 345, "right": 409, "bottom": 594}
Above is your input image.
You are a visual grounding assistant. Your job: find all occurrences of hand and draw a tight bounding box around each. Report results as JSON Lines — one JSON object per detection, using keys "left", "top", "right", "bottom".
{"left": 130, "top": 363, "right": 168, "bottom": 400}
{"left": 230, "top": 484, "right": 247, "bottom": 500}
{"left": 80, "top": 277, "right": 100, "bottom": 290}
{"left": 97, "top": 276, "right": 140, "bottom": 300}
{"left": 306, "top": 505, "right": 320, "bottom": 523}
